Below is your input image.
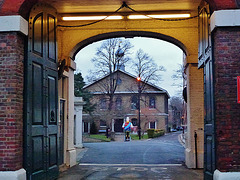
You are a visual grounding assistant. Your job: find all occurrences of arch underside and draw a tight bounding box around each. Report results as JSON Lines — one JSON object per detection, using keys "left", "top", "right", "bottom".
{"left": 71, "top": 31, "right": 187, "bottom": 60}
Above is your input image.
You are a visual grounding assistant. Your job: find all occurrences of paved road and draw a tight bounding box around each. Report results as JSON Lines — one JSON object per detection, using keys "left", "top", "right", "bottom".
{"left": 58, "top": 132, "right": 203, "bottom": 180}
{"left": 79, "top": 132, "right": 184, "bottom": 165}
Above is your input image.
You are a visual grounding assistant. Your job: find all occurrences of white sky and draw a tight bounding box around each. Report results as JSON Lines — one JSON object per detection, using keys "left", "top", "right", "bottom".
{"left": 75, "top": 37, "right": 183, "bottom": 97}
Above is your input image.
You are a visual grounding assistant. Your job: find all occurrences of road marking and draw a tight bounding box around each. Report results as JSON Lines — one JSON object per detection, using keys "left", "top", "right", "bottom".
{"left": 79, "top": 163, "right": 182, "bottom": 167}
{"left": 131, "top": 167, "right": 148, "bottom": 171}
{"left": 116, "top": 168, "right": 122, "bottom": 171}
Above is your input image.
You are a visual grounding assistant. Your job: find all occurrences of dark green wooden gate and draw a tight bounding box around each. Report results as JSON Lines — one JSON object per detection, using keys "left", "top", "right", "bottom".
{"left": 198, "top": 4, "right": 216, "bottom": 179}
{"left": 24, "top": 3, "right": 59, "bottom": 180}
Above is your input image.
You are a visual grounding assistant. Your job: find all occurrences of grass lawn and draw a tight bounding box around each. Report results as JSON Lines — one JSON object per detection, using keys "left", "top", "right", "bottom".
{"left": 89, "top": 134, "right": 111, "bottom": 142}
{"left": 131, "top": 134, "right": 148, "bottom": 140}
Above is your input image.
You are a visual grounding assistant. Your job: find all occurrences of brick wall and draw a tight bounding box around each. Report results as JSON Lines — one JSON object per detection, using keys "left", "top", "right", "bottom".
{"left": 213, "top": 0, "right": 238, "bottom": 10}
{"left": 213, "top": 27, "right": 240, "bottom": 172}
{"left": 205, "top": 0, "right": 238, "bottom": 10}
{"left": 0, "top": 32, "right": 24, "bottom": 171}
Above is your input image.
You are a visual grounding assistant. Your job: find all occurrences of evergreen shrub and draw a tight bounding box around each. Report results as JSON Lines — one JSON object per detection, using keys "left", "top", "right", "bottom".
{"left": 147, "top": 129, "right": 165, "bottom": 138}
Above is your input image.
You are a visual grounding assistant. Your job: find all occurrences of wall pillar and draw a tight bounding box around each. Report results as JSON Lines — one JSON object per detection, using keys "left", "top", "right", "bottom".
{"left": 66, "top": 60, "right": 77, "bottom": 167}
{"left": 185, "top": 63, "right": 204, "bottom": 169}
{"left": 88, "top": 122, "right": 91, "bottom": 133}
{"left": 74, "top": 97, "right": 85, "bottom": 148}
{"left": 209, "top": 10, "right": 240, "bottom": 179}
{"left": 0, "top": 15, "right": 27, "bottom": 179}
{"left": 211, "top": 10, "right": 240, "bottom": 177}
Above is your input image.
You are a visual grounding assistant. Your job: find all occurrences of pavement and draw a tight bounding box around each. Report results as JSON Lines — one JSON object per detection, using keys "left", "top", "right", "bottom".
{"left": 59, "top": 132, "right": 203, "bottom": 180}
{"left": 58, "top": 163, "right": 203, "bottom": 180}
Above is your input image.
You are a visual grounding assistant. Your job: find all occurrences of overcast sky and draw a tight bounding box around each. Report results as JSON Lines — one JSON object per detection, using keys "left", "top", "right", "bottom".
{"left": 75, "top": 37, "right": 183, "bottom": 97}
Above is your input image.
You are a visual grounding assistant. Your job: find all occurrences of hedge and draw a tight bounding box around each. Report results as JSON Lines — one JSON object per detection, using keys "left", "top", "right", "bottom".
{"left": 147, "top": 129, "right": 165, "bottom": 138}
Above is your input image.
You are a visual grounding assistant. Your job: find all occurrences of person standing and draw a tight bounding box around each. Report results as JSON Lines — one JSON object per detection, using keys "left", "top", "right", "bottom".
{"left": 122, "top": 117, "right": 133, "bottom": 141}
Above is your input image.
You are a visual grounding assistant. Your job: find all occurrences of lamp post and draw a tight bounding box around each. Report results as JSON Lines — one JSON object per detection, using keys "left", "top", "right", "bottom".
{"left": 137, "top": 77, "right": 141, "bottom": 139}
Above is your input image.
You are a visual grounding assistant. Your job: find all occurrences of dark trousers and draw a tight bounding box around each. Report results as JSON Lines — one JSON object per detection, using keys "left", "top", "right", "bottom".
{"left": 125, "top": 131, "right": 130, "bottom": 141}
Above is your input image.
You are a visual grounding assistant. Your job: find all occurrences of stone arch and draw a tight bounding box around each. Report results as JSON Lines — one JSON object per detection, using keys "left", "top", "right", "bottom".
{"left": 70, "top": 31, "right": 187, "bottom": 60}
{"left": 18, "top": 0, "right": 39, "bottom": 19}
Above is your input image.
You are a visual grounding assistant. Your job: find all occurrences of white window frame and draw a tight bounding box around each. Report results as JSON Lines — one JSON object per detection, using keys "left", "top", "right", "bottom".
{"left": 149, "top": 121, "right": 157, "bottom": 129}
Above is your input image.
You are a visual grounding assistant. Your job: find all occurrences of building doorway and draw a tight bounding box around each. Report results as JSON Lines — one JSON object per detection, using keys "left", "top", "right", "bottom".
{"left": 83, "top": 122, "right": 89, "bottom": 133}
{"left": 114, "top": 119, "right": 124, "bottom": 132}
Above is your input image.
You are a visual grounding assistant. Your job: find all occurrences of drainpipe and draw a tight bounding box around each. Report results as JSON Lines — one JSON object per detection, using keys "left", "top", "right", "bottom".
{"left": 194, "top": 131, "right": 198, "bottom": 169}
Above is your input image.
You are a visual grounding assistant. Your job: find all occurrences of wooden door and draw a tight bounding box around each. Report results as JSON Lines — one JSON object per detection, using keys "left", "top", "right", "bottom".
{"left": 24, "top": 3, "right": 59, "bottom": 180}
{"left": 204, "top": 59, "right": 215, "bottom": 179}
{"left": 198, "top": 4, "right": 215, "bottom": 179}
{"left": 114, "top": 119, "right": 124, "bottom": 132}
{"left": 84, "top": 122, "right": 89, "bottom": 133}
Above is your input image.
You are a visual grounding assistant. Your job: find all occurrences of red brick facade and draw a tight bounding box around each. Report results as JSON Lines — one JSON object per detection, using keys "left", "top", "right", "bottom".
{"left": 213, "top": 27, "right": 240, "bottom": 172}
{"left": 0, "top": 32, "right": 24, "bottom": 171}
{"left": 0, "top": 0, "right": 238, "bottom": 16}
{"left": 213, "top": 0, "right": 239, "bottom": 10}
{"left": 0, "top": 0, "right": 37, "bottom": 18}
{"left": 205, "top": 0, "right": 239, "bottom": 10}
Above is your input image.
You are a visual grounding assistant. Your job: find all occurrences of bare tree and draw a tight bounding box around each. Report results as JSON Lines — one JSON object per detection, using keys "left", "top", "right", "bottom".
{"left": 171, "top": 64, "right": 185, "bottom": 86}
{"left": 171, "top": 64, "right": 185, "bottom": 96}
{"left": 169, "top": 96, "right": 183, "bottom": 128}
{"left": 131, "top": 49, "right": 166, "bottom": 137}
{"left": 87, "top": 38, "right": 133, "bottom": 111}
{"left": 88, "top": 38, "right": 133, "bottom": 80}
{"left": 131, "top": 49, "right": 166, "bottom": 92}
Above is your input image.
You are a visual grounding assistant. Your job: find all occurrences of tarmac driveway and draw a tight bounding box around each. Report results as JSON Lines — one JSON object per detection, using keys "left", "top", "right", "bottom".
{"left": 58, "top": 132, "right": 203, "bottom": 180}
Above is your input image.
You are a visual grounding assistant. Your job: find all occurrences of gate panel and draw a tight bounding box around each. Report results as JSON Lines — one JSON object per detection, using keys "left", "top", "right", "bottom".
{"left": 32, "top": 63, "right": 43, "bottom": 123}
{"left": 204, "top": 59, "right": 215, "bottom": 179}
{"left": 47, "top": 70, "right": 59, "bottom": 178}
{"left": 198, "top": 3, "right": 215, "bottom": 179}
{"left": 24, "top": 3, "right": 59, "bottom": 180}
{"left": 59, "top": 100, "right": 65, "bottom": 165}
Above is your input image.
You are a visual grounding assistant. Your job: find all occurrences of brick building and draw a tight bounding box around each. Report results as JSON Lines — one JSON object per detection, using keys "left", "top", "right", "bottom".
{"left": 82, "top": 69, "right": 169, "bottom": 134}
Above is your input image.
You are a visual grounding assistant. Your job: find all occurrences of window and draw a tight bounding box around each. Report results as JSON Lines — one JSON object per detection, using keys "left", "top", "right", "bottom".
{"left": 115, "top": 97, "right": 122, "bottom": 110}
{"left": 149, "top": 121, "right": 156, "bottom": 129}
{"left": 100, "top": 98, "right": 107, "bottom": 110}
{"left": 131, "top": 96, "right": 138, "bottom": 110}
{"left": 149, "top": 97, "right": 156, "bottom": 109}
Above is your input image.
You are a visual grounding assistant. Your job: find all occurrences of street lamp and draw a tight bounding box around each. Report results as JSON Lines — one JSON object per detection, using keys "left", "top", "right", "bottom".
{"left": 137, "top": 76, "right": 141, "bottom": 139}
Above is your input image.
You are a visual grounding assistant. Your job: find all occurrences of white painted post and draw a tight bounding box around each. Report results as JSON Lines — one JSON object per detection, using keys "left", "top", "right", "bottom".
{"left": 66, "top": 66, "right": 77, "bottom": 167}
{"left": 112, "top": 119, "right": 115, "bottom": 132}
{"left": 88, "top": 122, "right": 90, "bottom": 133}
{"left": 74, "top": 97, "right": 85, "bottom": 148}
